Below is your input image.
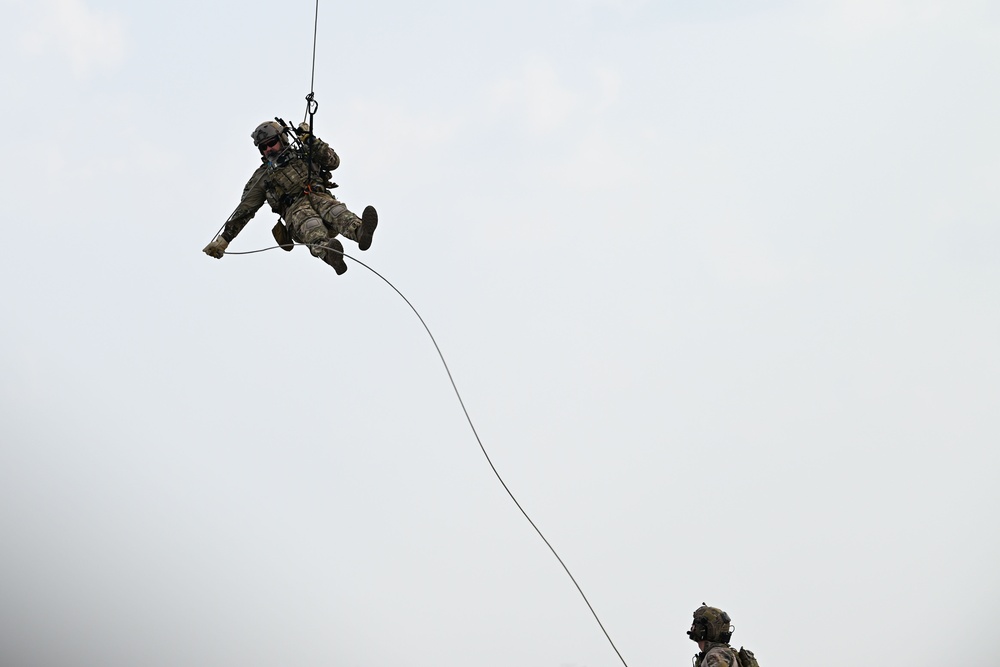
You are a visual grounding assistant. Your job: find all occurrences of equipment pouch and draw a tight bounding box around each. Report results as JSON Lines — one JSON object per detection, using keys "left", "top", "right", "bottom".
{"left": 271, "top": 220, "right": 294, "bottom": 251}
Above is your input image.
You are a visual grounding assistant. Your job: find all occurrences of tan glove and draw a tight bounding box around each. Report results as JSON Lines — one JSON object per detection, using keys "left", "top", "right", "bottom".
{"left": 203, "top": 237, "right": 229, "bottom": 258}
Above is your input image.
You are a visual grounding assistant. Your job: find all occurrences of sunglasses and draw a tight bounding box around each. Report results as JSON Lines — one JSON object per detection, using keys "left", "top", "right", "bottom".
{"left": 259, "top": 137, "right": 281, "bottom": 152}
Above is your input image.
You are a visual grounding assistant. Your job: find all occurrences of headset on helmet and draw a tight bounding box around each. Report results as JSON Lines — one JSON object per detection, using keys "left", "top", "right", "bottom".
{"left": 687, "top": 604, "right": 733, "bottom": 644}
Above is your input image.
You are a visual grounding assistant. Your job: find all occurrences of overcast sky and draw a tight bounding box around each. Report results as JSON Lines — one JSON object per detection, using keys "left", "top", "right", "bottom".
{"left": 2, "top": 0, "right": 999, "bottom": 666}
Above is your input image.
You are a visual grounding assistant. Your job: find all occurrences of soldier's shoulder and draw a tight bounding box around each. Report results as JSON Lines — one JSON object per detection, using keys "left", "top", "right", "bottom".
{"left": 248, "top": 162, "right": 268, "bottom": 178}
{"left": 240, "top": 164, "right": 268, "bottom": 194}
{"left": 703, "top": 645, "right": 738, "bottom": 667}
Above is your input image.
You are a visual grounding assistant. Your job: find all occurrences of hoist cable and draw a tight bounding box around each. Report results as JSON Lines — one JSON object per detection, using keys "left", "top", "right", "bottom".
{"left": 223, "top": 243, "right": 630, "bottom": 667}
{"left": 309, "top": 0, "right": 320, "bottom": 95}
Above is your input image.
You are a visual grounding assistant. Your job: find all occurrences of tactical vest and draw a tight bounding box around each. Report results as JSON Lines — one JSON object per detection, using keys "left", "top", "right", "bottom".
{"left": 263, "top": 154, "right": 313, "bottom": 214}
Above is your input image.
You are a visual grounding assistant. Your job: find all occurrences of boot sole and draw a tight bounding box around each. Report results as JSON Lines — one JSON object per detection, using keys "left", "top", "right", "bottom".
{"left": 358, "top": 206, "right": 378, "bottom": 251}
{"left": 328, "top": 239, "right": 348, "bottom": 275}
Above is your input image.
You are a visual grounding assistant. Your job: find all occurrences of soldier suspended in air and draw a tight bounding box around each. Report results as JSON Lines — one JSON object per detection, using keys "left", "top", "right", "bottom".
{"left": 203, "top": 120, "right": 377, "bottom": 274}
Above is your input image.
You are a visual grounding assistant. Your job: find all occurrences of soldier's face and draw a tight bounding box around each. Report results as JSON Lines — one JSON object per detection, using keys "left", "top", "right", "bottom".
{"left": 260, "top": 137, "right": 282, "bottom": 159}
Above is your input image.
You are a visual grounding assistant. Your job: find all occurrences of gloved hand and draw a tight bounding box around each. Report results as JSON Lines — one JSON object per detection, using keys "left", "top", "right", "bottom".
{"left": 203, "top": 237, "right": 229, "bottom": 258}
{"left": 296, "top": 122, "right": 311, "bottom": 142}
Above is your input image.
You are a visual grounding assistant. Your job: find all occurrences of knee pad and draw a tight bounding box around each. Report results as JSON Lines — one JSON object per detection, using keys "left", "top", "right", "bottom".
{"left": 296, "top": 217, "right": 328, "bottom": 255}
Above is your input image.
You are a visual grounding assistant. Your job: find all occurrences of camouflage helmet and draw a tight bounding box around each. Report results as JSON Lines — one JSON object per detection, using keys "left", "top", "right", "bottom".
{"left": 251, "top": 121, "right": 285, "bottom": 150}
{"left": 687, "top": 604, "right": 733, "bottom": 643}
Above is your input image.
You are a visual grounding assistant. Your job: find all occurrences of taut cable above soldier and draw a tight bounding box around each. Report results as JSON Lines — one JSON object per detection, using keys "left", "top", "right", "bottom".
{"left": 203, "top": 120, "right": 378, "bottom": 275}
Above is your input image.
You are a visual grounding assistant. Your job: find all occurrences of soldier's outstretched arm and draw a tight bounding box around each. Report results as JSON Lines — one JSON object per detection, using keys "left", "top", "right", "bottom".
{"left": 204, "top": 167, "right": 268, "bottom": 259}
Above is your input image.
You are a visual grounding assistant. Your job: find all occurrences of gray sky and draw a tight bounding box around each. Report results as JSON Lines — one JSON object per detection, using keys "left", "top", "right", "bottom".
{"left": 2, "top": 0, "right": 998, "bottom": 665}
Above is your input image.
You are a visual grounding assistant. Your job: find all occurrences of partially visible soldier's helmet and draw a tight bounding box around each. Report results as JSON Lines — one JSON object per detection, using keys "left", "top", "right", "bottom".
{"left": 251, "top": 121, "right": 285, "bottom": 151}
{"left": 687, "top": 604, "right": 733, "bottom": 643}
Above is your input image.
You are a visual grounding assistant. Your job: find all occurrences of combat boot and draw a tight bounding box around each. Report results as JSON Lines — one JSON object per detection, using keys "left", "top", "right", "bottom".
{"left": 322, "top": 238, "right": 348, "bottom": 275}
{"left": 358, "top": 205, "right": 378, "bottom": 251}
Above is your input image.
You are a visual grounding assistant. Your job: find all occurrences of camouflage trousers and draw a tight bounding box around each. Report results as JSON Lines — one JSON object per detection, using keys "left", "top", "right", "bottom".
{"left": 285, "top": 192, "right": 364, "bottom": 267}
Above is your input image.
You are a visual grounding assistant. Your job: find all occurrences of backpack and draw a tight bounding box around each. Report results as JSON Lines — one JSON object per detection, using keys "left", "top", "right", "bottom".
{"left": 736, "top": 647, "right": 760, "bottom": 667}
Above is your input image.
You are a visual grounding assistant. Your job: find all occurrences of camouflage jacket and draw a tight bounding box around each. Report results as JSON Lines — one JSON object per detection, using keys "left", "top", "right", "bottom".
{"left": 693, "top": 642, "right": 739, "bottom": 667}
{"left": 221, "top": 137, "right": 340, "bottom": 242}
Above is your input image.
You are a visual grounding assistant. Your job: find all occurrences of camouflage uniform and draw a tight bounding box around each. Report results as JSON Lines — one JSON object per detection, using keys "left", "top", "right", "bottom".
{"left": 222, "top": 136, "right": 367, "bottom": 271}
{"left": 693, "top": 642, "right": 739, "bottom": 667}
